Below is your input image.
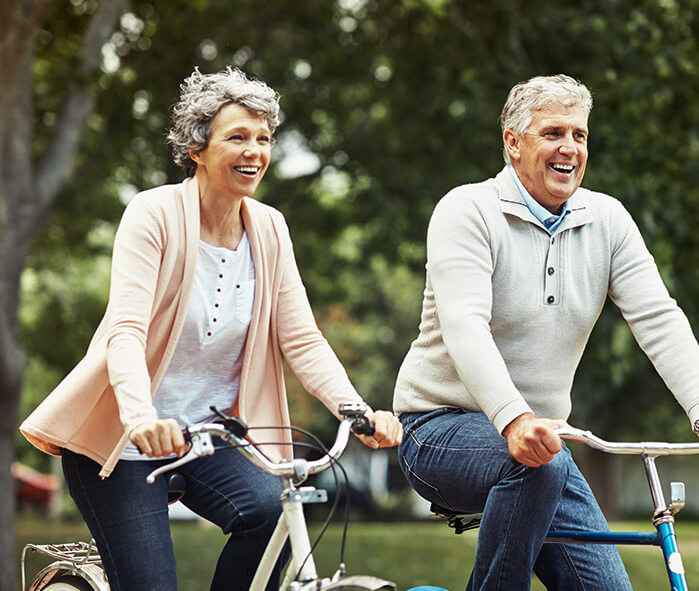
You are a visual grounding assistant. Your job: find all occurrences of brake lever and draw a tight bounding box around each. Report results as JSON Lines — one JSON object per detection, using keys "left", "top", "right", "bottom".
{"left": 145, "top": 431, "right": 215, "bottom": 484}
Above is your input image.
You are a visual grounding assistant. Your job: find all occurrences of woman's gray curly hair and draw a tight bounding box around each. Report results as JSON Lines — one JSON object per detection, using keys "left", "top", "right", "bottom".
{"left": 500, "top": 74, "right": 592, "bottom": 165}
{"left": 167, "top": 66, "right": 281, "bottom": 176}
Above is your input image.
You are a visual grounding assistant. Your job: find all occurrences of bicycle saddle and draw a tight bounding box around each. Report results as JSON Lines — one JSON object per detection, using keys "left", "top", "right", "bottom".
{"left": 430, "top": 503, "right": 482, "bottom": 534}
{"left": 167, "top": 472, "right": 186, "bottom": 504}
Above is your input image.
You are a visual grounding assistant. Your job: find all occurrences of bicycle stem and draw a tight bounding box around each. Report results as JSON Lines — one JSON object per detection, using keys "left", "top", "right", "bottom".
{"left": 642, "top": 455, "right": 673, "bottom": 524}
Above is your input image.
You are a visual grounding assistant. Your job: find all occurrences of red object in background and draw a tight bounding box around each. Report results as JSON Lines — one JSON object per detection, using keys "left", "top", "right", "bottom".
{"left": 13, "top": 462, "right": 59, "bottom": 506}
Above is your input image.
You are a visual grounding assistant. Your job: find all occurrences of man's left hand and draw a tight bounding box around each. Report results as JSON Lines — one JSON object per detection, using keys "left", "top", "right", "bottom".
{"left": 356, "top": 410, "right": 403, "bottom": 449}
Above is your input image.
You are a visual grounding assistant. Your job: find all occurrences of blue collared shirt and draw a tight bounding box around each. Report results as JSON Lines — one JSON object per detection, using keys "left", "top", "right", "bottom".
{"left": 508, "top": 165, "right": 571, "bottom": 233}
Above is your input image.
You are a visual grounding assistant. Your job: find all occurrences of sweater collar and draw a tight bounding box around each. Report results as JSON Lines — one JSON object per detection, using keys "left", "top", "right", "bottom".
{"left": 495, "top": 166, "right": 593, "bottom": 233}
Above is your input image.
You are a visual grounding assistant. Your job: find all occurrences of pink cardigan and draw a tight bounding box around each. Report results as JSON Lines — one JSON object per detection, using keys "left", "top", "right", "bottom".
{"left": 20, "top": 177, "right": 363, "bottom": 477}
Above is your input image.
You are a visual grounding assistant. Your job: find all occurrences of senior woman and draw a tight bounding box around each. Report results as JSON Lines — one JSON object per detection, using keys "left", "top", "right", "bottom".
{"left": 20, "top": 66, "right": 402, "bottom": 591}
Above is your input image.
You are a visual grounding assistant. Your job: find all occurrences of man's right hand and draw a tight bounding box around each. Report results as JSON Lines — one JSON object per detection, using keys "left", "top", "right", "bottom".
{"left": 502, "top": 412, "right": 566, "bottom": 467}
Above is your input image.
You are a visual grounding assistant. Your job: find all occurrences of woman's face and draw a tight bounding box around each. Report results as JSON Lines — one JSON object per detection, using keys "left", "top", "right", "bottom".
{"left": 191, "top": 102, "right": 272, "bottom": 199}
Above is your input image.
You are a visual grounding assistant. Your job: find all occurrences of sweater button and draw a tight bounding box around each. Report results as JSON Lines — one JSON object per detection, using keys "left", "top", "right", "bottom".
{"left": 547, "top": 295, "right": 555, "bottom": 304}
{"left": 547, "top": 267, "right": 555, "bottom": 275}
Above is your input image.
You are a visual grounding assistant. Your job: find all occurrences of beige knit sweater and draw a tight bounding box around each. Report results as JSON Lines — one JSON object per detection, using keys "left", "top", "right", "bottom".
{"left": 394, "top": 167, "right": 699, "bottom": 433}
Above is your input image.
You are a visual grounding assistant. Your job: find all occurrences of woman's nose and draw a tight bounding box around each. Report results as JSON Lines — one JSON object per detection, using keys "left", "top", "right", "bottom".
{"left": 243, "top": 142, "right": 261, "bottom": 157}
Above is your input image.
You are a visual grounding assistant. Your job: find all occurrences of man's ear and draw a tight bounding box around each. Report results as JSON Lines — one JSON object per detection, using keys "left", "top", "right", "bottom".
{"left": 503, "top": 129, "right": 521, "bottom": 162}
{"left": 189, "top": 150, "right": 201, "bottom": 165}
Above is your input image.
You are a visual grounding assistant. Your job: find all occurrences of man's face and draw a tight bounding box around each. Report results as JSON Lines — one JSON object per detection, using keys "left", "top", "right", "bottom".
{"left": 504, "top": 105, "right": 588, "bottom": 214}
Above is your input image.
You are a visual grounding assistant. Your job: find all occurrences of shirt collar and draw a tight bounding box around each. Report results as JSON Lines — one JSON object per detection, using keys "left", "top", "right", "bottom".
{"left": 508, "top": 165, "right": 572, "bottom": 233}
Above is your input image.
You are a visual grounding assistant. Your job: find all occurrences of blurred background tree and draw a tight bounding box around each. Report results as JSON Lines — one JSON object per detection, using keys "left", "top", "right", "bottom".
{"left": 4, "top": 0, "right": 699, "bottom": 587}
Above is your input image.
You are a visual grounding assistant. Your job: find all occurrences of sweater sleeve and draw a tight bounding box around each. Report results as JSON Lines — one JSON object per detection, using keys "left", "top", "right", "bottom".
{"left": 105, "top": 197, "right": 161, "bottom": 433}
{"left": 608, "top": 202, "right": 699, "bottom": 427}
{"left": 428, "top": 189, "right": 532, "bottom": 432}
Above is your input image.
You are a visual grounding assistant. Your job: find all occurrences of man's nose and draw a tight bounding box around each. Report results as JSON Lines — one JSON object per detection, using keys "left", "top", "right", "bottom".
{"left": 559, "top": 133, "right": 577, "bottom": 155}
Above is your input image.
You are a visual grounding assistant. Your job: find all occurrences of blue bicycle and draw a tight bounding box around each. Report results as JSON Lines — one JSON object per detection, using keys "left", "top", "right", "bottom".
{"left": 430, "top": 426, "right": 699, "bottom": 591}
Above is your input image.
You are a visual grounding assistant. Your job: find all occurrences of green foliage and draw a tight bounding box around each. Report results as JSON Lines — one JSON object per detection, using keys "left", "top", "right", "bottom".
{"left": 19, "top": 0, "right": 699, "bottom": 455}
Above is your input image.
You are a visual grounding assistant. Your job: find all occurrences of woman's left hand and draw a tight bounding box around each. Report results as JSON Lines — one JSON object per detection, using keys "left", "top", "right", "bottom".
{"left": 356, "top": 410, "right": 403, "bottom": 449}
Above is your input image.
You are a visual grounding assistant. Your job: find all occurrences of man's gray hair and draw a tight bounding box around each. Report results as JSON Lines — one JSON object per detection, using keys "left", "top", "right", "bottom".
{"left": 500, "top": 74, "right": 593, "bottom": 164}
{"left": 167, "top": 66, "right": 281, "bottom": 175}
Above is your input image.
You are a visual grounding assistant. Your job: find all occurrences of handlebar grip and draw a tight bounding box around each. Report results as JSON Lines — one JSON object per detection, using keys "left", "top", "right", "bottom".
{"left": 351, "top": 416, "right": 375, "bottom": 436}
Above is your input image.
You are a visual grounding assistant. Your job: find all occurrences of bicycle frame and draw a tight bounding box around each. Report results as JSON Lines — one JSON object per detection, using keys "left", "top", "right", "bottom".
{"left": 145, "top": 403, "right": 395, "bottom": 591}
{"left": 252, "top": 474, "right": 331, "bottom": 591}
{"left": 438, "top": 427, "right": 699, "bottom": 591}
{"left": 23, "top": 403, "right": 395, "bottom": 591}
{"left": 549, "top": 427, "right": 699, "bottom": 591}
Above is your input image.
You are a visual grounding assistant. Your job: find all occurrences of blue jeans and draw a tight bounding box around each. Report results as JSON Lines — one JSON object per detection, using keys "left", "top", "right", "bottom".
{"left": 62, "top": 443, "right": 287, "bottom": 591}
{"left": 398, "top": 409, "right": 632, "bottom": 591}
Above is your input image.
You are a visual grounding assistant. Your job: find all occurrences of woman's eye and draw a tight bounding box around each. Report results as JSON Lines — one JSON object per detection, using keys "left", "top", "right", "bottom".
{"left": 258, "top": 136, "right": 271, "bottom": 144}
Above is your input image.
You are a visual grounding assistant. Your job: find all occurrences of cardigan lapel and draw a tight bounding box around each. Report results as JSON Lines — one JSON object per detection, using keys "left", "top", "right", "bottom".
{"left": 153, "top": 176, "right": 201, "bottom": 382}
{"left": 238, "top": 197, "right": 265, "bottom": 422}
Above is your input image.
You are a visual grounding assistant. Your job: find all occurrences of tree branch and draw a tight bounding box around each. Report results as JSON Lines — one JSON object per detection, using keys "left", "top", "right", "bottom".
{"left": 0, "top": 0, "right": 54, "bottom": 140}
{"left": 36, "top": 0, "right": 128, "bottom": 208}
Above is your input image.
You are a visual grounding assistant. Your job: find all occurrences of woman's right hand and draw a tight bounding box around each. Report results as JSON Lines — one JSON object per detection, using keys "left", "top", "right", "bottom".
{"left": 129, "top": 419, "right": 188, "bottom": 458}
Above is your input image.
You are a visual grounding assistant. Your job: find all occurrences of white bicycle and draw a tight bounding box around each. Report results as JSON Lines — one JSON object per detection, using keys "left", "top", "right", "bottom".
{"left": 22, "top": 402, "right": 396, "bottom": 591}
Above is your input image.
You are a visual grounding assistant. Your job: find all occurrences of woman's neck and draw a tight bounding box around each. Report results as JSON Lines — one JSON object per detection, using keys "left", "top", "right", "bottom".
{"left": 198, "top": 185, "right": 245, "bottom": 250}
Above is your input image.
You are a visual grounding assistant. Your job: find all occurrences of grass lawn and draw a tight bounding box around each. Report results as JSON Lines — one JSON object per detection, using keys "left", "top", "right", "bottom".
{"left": 16, "top": 515, "right": 699, "bottom": 590}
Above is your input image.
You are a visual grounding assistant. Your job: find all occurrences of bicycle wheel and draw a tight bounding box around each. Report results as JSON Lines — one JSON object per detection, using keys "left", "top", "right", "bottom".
{"left": 323, "top": 574, "right": 396, "bottom": 591}
{"left": 39, "top": 575, "right": 99, "bottom": 590}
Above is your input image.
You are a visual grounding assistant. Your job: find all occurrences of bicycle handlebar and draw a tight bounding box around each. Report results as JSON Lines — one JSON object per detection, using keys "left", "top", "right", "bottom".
{"left": 145, "top": 402, "right": 373, "bottom": 485}
{"left": 556, "top": 426, "right": 699, "bottom": 457}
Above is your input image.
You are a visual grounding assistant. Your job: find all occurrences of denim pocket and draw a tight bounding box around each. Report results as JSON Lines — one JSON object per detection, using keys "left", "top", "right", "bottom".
{"left": 400, "top": 407, "right": 464, "bottom": 439}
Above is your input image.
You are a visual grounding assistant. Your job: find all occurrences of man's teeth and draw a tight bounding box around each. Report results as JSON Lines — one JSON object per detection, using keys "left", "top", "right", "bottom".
{"left": 551, "top": 163, "right": 574, "bottom": 173}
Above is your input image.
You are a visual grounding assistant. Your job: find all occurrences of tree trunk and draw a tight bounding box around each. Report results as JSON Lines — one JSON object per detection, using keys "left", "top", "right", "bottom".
{"left": 0, "top": 1, "right": 127, "bottom": 588}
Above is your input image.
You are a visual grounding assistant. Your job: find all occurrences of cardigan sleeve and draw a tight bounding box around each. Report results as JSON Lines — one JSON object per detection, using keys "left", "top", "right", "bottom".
{"left": 105, "top": 196, "right": 162, "bottom": 433}
{"left": 272, "top": 216, "right": 365, "bottom": 418}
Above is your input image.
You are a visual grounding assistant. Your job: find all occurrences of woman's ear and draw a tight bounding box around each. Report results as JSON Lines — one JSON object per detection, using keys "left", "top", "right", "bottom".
{"left": 503, "top": 129, "right": 521, "bottom": 162}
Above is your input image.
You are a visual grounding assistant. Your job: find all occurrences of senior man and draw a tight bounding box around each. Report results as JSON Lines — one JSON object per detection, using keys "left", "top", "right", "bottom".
{"left": 394, "top": 74, "right": 699, "bottom": 590}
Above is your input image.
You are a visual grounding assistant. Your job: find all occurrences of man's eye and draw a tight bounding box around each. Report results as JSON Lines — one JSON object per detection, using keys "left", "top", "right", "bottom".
{"left": 575, "top": 133, "right": 587, "bottom": 142}
{"left": 228, "top": 135, "right": 244, "bottom": 141}
{"left": 258, "top": 136, "right": 271, "bottom": 144}
{"left": 545, "top": 131, "right": 560, "bottom": 138}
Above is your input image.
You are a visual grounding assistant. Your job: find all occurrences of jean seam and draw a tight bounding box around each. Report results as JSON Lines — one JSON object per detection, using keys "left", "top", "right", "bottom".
{"left": 402, "top": 431, "right": 456, "bottom": 511}
{"left": 559, "top": 543, "right": 587, "bottom": 591}
{"left": 546, "top": 525, "right": 587, "bottom": 591}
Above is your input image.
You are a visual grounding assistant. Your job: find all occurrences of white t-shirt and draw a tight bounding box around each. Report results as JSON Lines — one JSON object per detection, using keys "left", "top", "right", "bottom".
{"left": 121, "top": 232, "right": 255, "bottom": 460}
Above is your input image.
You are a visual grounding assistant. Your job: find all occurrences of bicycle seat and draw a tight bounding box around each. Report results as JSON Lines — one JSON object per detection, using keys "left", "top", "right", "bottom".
{"left": 430, "top": 503, "right": 482, "bottom": 534}
{"left": 167, "top": 472, "right": 186, "bottom": 504}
